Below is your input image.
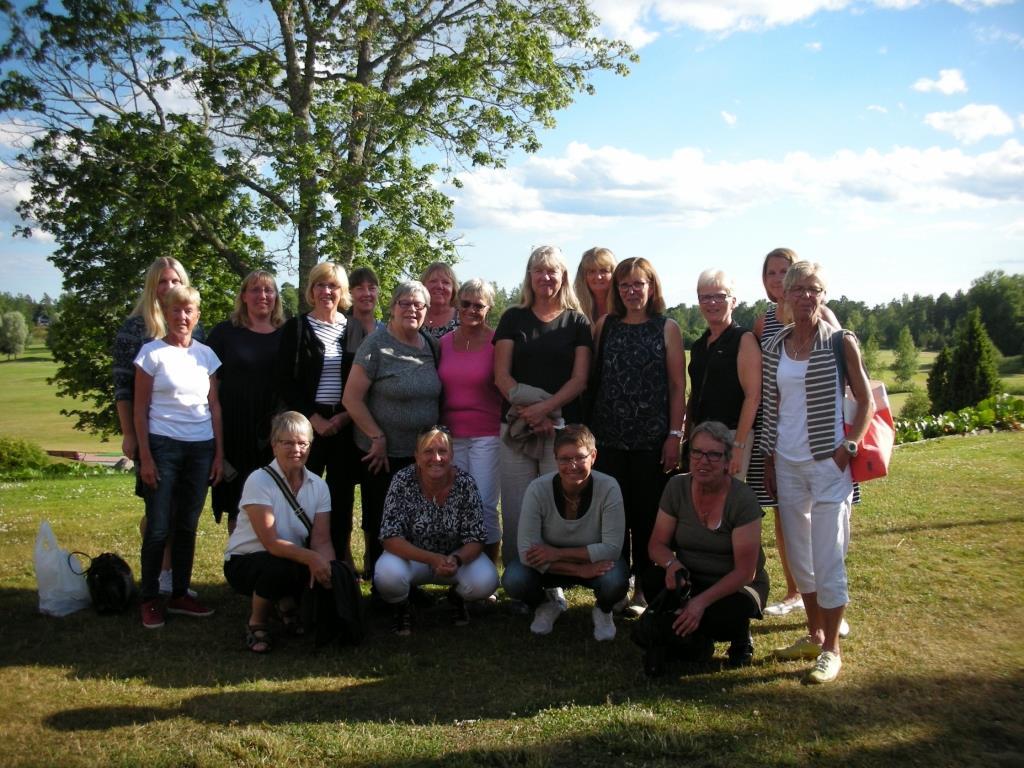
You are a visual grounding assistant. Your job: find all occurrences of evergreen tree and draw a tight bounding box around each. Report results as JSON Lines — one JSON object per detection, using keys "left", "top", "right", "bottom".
{"left": 861, "top": 334, "right": 881, "bottom": 377}
{"left": 892, "top": 326, "right": 919, "bottom": 387}
{"left": 947, "top": 309, "right": 1001, "bottom": 411}
{"left": 927, "top": 346, "right": 952, "bottom": 414}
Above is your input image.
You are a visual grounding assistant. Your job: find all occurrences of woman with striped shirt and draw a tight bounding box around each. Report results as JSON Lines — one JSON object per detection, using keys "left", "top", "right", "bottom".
{"left": 760, "top": 261, "right": 874, "bottom": 684}
{"left": 276, "top": 262, "right": 350, "bottom": 562}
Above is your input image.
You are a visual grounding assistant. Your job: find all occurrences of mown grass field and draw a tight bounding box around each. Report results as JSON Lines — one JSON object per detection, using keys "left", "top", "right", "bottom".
{"left": 0, "top": 432, "right": 1021, "bottom": 767}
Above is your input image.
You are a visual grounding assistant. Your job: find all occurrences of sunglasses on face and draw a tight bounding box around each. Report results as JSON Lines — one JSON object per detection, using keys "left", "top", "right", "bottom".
{"left": 459, "top": 300, "right": 488, "bottom": 311}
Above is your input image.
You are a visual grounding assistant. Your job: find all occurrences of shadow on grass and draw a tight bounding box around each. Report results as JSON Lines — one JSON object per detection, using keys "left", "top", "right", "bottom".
{"left": 41, "top": 671, "right": 1024, "bottom": 768}
{"left": 860, "top": 514, "right": 1024, "bottom": 536}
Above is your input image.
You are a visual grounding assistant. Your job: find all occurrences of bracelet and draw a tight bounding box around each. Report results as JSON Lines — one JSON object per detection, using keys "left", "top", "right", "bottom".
{"left": 733, "top": 440, "right": 746, "bottom": 449}
{"left": 370, "top": 434, "right": 385, "bottom": 441}
{"left": 662, "top": 558, "right": 677, "bottom": 570}
{"left": 668, "top": 430, "right": 683, "bottom": 438}
{"left": 452, "top": 554, "right": 463, "bottom": 567}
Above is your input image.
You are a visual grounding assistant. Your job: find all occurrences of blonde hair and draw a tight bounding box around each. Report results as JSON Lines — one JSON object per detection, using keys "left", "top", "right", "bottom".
{"left": 231, "top": 270, "right": 284, "bottom": 328}
{"left": 271, "top": 411, "right": 314, "bottom": 443}
{"left": 696, "top": 268, "right": 736, "bottom": 296}
{"left": 420, "top": 262, "right": 460, "bottom": 308}
{"left": 304, "top": 262, "right": 352, "bottom": 310}
{"left": 782, "top": 261, "right": 828, "bottom": 295}
{"left": 161, "top": 284, "right": 201, "bottom": 312}
{"left": 130, "top": 257, "right": 190, "bottom": 339}
{"left": 573, "top": 247, "right": 617, "bottom": 322}
{"left": 518, "top": 245, "right": 581, "bottom": 312}
{"left": 415, "top": 425, "right": 453, "bottom": 455}
{"left": 458, "top": 278, "right": 496, "bottom": 307}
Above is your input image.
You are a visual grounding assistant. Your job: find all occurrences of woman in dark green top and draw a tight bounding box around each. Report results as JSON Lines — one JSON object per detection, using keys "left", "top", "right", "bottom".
{"left": 644, "top": 420, "right": 769, "bottom": 671}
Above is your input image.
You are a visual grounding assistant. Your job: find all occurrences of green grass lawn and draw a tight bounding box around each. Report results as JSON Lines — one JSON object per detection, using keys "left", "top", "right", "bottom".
{"left": 0, "top": 432, "right": 1021, "bottom": 767}
{"left": 0, "top": 342, "right": 112, "bottom": 454}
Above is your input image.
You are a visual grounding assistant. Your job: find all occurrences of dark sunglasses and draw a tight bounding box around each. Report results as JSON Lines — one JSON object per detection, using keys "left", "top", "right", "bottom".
{"left": 418, "top": 424, "right": 452, "bottom": 437}
{"left": 459, "top": 300, "right": 488, "bottom": 311}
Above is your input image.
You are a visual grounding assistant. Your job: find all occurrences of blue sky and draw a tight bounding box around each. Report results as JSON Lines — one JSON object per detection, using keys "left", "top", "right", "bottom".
{"left": 2, "top": 0, "right": 1023, "bottom": 308}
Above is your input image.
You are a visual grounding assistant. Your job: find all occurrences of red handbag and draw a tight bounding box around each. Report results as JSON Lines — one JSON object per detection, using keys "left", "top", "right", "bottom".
{"left": 843, "top": 380, "right": 894, "bottom": 482}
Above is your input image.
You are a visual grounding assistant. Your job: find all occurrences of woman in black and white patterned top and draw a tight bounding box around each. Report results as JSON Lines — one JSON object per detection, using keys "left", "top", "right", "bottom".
{"left": 374, "top": 426, "right": 499, "bottom": 635}
{"left": 276, "top": 262, "right": 351, "bottom": 565}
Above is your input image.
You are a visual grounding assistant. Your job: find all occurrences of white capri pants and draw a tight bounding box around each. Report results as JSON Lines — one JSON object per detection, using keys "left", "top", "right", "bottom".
{"left": 498, "top": 424, "right": 557, "bottom": 568}
{"left": 452, "top": 435, "right": 501, "bottom": 546}
{"left": 373, "top": 551, "right": 499, "bottom": 605}
{"left": 774, "top": 453, "right": 853, "bottom": 609}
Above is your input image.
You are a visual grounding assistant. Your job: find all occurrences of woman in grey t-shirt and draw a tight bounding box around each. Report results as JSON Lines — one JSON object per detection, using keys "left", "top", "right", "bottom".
{"left": 343, "top": 280, "right": 442, "bottom": 577}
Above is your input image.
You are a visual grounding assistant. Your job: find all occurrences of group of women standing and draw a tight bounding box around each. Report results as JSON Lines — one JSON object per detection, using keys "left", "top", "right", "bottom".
{"left": 116, "top": 243, "right": 873, "bottom": 684}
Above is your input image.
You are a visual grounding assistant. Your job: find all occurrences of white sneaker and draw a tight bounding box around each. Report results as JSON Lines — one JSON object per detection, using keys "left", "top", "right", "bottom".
{"left": 805, "top": 651, "right": 843, "bottom": 684}
{"left": 839, "top": 618, "right": 850, "bottom": 638}
{"left": 158, "top": 570, "right": 198, "bottom": 598}
{"left": 592, "top": 606, "right": 616, "bottom": 642}
{"left": 546, "top": 586, "right": 568, "bottom": 612}
{"left": 530, "top": 599, "right": 566, "bottom": 635}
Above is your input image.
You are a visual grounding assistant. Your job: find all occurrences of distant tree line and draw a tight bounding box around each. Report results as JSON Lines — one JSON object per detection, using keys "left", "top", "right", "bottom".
{"left": 664, "top": 270, "right": 1024, "bottom": 358}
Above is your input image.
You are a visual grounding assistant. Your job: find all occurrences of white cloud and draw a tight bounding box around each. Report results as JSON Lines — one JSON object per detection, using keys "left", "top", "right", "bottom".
{"left": 451, "top": 139, "right": 1024, "bottom": 233}
{"left": 912, "top": 68, "right": 967, "bottom": 94}
{"left": 924, "top": 104, "right": 1015, "bottom": 144}
{"left": 867, "top": 105, "right": 888, "bottom": 114}
{"left": 1002, "top": 219, "right": 1024, "bottom": 238}
{"left": 805, "top": 41, "right": 823, "bottom": 52}
{"left": 591, "top": 1, "right": 1007, "bottom": 40}
{"left": 973, "top": 24, "right": 1024, "bottom": 49}
{"left": 721, "top": 111, "right": 737, "bottom": 126}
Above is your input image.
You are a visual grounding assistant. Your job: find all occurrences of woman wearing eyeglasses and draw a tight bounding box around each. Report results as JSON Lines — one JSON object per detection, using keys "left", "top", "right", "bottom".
{"left": 276, "top": 262, "right": 351, "bottom": 564}
{"left": 343, "top": 280, "right": 442, "bottom": 578}
{"left": 589, "top": 257, "right": 686, "bottom": 615}
{"left": 420, "top": 262, "right": 460, "bottom": 339}
{"left": 438, "top": 279, "right": 503, "bottom": 567}
{"left": 644, "top": 421, "right": 769, "bottom": 674}
{"left": 224, "top": 411, "right": 335, "bottom": 653}
{"left": 760, "top": 261, "right": 874, "bottom": 684}
{"left": 685, "top": 269, "right": 761, "bottom": 480}
{"left": 374, "top": 426, "right": 499, "bottom": 635}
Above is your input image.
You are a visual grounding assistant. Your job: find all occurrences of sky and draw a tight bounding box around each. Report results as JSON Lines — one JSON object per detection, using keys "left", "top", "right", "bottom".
{"left": 2, "top": 0, "right": 1023, "bottom": 309}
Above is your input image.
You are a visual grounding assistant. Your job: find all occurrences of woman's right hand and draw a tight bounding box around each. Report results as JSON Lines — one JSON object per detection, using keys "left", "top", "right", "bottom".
{"left": 308, "top": 552, "right": 332, "bottom": 589}
{"left": 310, "top": 412, "right": 334, "bottom": 437}
{"left": 361, "top": 436, "right": 390, "bottom": 475}
{"left": 121, "top": 434, "right": 138, "bottom": 461}
{"left": 139, "top": 457, "right": 159, "bottom": 489}
{"left": 664, "top": 561, "right": 687, "bottom": 592}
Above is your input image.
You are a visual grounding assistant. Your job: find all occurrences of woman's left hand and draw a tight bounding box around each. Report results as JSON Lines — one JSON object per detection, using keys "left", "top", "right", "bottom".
{"left": 308, "top": 552, "right": 332, "bottom": 588}
{"left": 517, "top": 401, "right": 552, "bottom": 431}
{"left": 832, "top": 445, "right": 851, "bottom": 471}
{"left": 661, "top": 435, "right": 680, "bottom": 473}
{"left": 432, "top": 553, "right": 458, "bottom": 578}
{"left": 672, "top": 595, "right": 707, "bottom": 637}
{"left": 728, "top": 453, "right": 744, "bottom": 477}
{"left": 209, "top": 454, "right": 223, "bottom": 486}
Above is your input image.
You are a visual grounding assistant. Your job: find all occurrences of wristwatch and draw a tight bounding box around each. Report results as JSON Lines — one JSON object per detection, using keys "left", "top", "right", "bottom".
{"left": 843, "top": 439, "right": 859, "bottom": 457}
{"left": 668, "top": 430, "right": 683, "bottom": 438}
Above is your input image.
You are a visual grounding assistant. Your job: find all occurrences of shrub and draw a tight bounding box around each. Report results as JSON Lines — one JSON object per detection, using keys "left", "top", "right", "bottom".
{"left": 0, "top": 435, "right": 51, "bottom": 473}
{"left": 899, "top": 387, "right": 931, "bottom": 420}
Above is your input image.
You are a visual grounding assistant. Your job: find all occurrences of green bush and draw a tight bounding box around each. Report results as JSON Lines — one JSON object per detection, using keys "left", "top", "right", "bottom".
{"left": 0, "top": 435, "right": 51, "bottom": 472}
{"left": 899, "top": 387, "right": 931, "bottom": 420}
{"left": 895, "top": 394, "right": 1024, "bottom": 444}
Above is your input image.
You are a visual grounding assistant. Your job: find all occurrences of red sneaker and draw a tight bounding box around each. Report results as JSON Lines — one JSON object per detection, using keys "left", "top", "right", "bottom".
{"left": 166, "top": 594, "right": 215, "bottom": 618}
{"left": 141, "top": 599, "right": 165, "bottom": 629}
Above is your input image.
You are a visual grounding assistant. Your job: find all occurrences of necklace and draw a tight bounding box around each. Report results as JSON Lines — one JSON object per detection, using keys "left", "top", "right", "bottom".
{"left": 788, "top": 332, "right": 815, "bottom": 359}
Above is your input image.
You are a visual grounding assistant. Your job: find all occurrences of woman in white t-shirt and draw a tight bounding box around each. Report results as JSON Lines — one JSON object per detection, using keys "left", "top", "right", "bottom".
{"left": 134, "top": 285, "right": 223, "bottom": 630}
{"left": 224, "top": 412, "right": 335, "bottom": 653}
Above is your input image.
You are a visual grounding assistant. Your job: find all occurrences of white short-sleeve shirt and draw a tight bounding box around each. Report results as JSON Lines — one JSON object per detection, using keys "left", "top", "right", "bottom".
{"left": 224, "top": 459, "right": 332, "bottom": 559}
{"left": 134, "top": 339, "right": 221, "bottom": 441}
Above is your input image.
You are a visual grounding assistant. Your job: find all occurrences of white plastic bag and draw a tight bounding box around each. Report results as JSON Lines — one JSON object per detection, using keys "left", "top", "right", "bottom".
{"left": 34, "top": 520, "right": 91, "bottom": 616}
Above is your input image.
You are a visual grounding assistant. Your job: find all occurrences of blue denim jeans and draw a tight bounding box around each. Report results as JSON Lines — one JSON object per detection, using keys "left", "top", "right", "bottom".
{"left": 502, "top": 557, "right": 629, "bottom": 613}
{"left": 140, "top": 434, "right": 215, "bottom": 600}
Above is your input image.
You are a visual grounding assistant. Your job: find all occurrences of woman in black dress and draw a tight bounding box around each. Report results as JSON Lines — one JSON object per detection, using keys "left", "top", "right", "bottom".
{"left": 207, "top": 270, "right": 285, "bottom": 532}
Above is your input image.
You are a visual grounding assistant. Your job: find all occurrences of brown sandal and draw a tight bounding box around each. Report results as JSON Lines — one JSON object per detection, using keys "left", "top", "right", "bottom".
{"left": 246, "top": 623, "right": 271, "bottom": 653}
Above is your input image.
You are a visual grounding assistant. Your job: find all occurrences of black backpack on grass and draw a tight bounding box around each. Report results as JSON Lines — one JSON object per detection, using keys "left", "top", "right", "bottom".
{"left": 82, "top": 552, "right": 137, "bottom": 614}
{"left": 307, "top": 560, "right": 366, "bottom": 647}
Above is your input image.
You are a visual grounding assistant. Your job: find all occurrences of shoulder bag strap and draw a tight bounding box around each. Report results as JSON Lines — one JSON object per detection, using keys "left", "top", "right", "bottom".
{"left": 261, "top": 465, "right": 313, "bottom": 537}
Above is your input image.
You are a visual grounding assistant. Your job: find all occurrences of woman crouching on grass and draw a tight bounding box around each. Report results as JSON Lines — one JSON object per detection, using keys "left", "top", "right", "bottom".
{"left": 134, "top": 285, "right": 222, "bottom": 629}
{"left": 224, "top": 412, "right": 335, "bottom": 653}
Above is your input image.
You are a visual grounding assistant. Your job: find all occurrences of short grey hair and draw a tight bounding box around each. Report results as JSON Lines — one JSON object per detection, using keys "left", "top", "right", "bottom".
{"left": 458, "top": 278, "right": 496, "bottom": 306}
{"left": 782, "top": 261, "right": 827, "bottom": 294}
{"left": 389, "top": 280, "right": 431, "bottom": 310}
{"left": 690, "top": 420, "right": 733, "bottom": 462}
{"left": 271, "top": 411, "right": 314, "bottom": 444}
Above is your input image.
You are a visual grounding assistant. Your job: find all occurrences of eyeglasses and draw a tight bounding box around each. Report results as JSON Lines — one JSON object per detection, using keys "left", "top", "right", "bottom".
{"left": 418, "top": 424, "right": 452, "bottom": 436}
{"left": 788, "top": 285, "right": 824, "bottom": 297}
{"left": 314, "top": 282, "right": 342, "bottom": 293}
{"left": 398, "top": 300, "right": 427, "bottom": 311}
{"left": 618, "top": 281, "right": 649, "bottom": 294}
{"left": 698, "top": 292, "right": 730, "bottom": 304}
{"left": 459, "top": 300, "right": 488, "bottom": 311}
{"left": 690, "top": 448, "right": 726, "bottom": 463}
{"left": 276, "top": 439, "right": 311, "bottom": 451}
{"left": 556, "top": 452, "right": 593, "bottom": 467}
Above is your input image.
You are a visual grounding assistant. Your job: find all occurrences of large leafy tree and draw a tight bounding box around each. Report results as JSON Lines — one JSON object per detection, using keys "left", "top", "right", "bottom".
{"left": 2, "top": 0, "right": 633, "bottom": 435}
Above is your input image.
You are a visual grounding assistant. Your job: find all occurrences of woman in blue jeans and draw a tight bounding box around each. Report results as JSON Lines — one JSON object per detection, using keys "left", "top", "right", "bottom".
{"left": 134, "top": 285, "right": 223, "bottom": 629}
